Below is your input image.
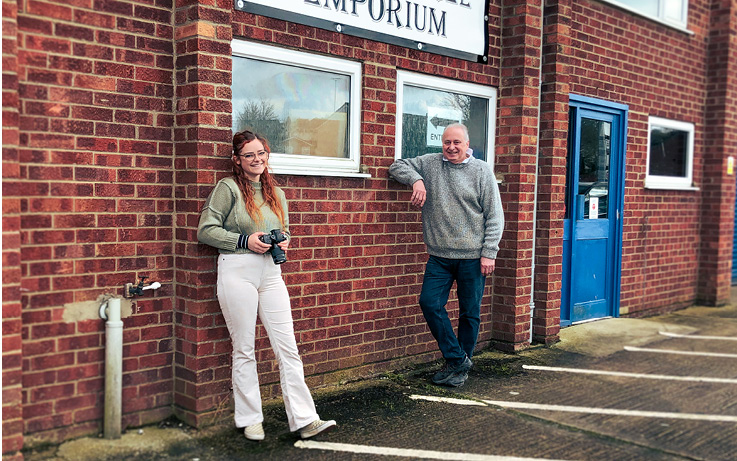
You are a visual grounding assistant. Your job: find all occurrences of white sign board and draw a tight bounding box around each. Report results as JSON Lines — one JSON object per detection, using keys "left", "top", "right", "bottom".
{"left": 236, "top": 0, "right": 489, "bottom": 61}
{"left": 426, "top": 107, "right": 462, "bottom": 147}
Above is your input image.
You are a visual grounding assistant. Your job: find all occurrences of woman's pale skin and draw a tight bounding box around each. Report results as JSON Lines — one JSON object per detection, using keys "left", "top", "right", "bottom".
{"left": 233, "top": 137, "right": 290, "bottom": 254}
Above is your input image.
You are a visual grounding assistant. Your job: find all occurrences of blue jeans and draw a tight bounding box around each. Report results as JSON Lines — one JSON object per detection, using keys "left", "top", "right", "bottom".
{"left": 419, "top": 255, "right": 486, "bottom": 368}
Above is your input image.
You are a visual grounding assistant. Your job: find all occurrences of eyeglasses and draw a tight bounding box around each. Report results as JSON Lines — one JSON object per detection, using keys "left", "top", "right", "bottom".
{"left": 236, "top": 151, "right": 268, "bottom": 162}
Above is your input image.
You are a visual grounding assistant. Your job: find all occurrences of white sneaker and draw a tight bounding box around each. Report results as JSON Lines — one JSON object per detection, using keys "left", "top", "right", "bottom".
{"left": 299, "top": 419, "right": 336, "bottom": 439}
{"left": 244, "top": 422, "right": 265, "bottom": 441}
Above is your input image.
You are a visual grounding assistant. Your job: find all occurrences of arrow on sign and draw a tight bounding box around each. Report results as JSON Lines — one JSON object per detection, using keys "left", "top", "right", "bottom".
{"left": 430, "top": 116, "right": 458, "bottom": 129}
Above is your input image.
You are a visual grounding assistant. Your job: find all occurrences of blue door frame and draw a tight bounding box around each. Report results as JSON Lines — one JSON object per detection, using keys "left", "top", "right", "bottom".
{"left": 561, "top": 95, "right": 627, "bottom": 327}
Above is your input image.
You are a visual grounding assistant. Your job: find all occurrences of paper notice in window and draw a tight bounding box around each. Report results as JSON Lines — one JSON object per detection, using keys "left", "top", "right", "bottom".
{"left": 589, "top": 197, "right": 599, "bottom": 219}
{"left": 426, "top": 107, "right": 462, "bottom": 148}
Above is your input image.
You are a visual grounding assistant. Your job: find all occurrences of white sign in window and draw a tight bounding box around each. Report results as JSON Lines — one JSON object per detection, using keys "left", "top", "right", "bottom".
{"left": 589, "top": 196, "right": 599, "bottom": 219}
{"left": 231, "top": 40, "right": 364, "bottom": 177}
{"left": 395, "top": 71, "right": 496, "bottom": 166}
{"left": 426, "top": 107, "right": 462, "bottom": 147}
{"left": 645, "top": 116, "right": 695, "bottom": 190}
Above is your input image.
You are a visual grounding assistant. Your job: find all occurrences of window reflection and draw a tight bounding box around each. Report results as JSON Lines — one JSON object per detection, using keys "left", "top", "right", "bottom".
{"left": 649, "top": 126, "right": 687, "bottom": 177}
{"left": 232, "top": 57, "right": 351, "bottom": 159}
{"left": 578, "top": 119, "right": 610, "bottom": 219}
{"left": 401, "top": 84, "right": 489, "bottom": 161}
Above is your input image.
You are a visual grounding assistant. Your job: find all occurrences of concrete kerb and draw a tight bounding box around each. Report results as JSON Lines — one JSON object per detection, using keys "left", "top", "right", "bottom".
{"left": 553, "top": 317, "right": 698, "bottom": 358}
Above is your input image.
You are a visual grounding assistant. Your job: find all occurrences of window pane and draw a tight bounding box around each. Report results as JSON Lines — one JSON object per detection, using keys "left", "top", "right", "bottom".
{"left": 401, "top": 84, "right": 489, "bottom": 160}
{"left": 615, "top": 0, "right": 658, "bottom": 17}
{"left": 663, "top": 0, "right": 685, "bottom": 22}
{"left": 232, "top": 57, "right": 351, "bottom": 159}
{"left": 578, "top": 119, "right": 611, "bottom": 219}
{"left": 649, "top": 126, "right": 688, "bottom": 177}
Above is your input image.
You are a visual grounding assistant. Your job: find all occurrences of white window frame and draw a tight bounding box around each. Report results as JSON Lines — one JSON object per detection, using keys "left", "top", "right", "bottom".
{"left": 645, "top": 116, "right": 696, "bottom": 190}
{"left": 395, "top": 70, "right": 497, "bottom": 170}
{"left": 599, "top": 0, "right": 691, "bottom": 33}
{"left": 231, "top": 40, "right": 366, "bottom": 178}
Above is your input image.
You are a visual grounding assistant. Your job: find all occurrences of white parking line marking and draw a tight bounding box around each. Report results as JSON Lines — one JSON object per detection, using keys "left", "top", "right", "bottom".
{"left": 481, "top": 400, "right": 737, "bottom": 423}
{"left": 624, "top": 346, "right": 737, "bottom": 359}
{"left": 409, "top": 394, "right": 488, "bottom": 406}
{"left": 295, "top": 440, "right": 574, "bottom": 461}
{"left": 522, "top": 365, "right": 737, "bottom": 384}
{"left": 659, "top": 331, "right": 737, "bottom": 341}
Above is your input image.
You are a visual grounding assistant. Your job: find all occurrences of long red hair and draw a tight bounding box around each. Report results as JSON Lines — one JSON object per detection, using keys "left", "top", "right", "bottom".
{"left": 231, "top": 130, "right": 286, "bottom": 228}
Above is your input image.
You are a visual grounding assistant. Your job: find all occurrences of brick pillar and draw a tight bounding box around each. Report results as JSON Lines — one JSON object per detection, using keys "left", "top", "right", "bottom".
{"left": 2, "top": 0, "right": 24, "bottom": 458}
{"left": 173, "top": 1, "right": 233, "bottom": 427}
{"left": 493, "top": 0, "right": 543, "bottom": 351}
{"left": 698, "top": 0, "right": 737, "bottom": 305}
{"left": 532, "top": 0, "right": 571, "bottom": 344}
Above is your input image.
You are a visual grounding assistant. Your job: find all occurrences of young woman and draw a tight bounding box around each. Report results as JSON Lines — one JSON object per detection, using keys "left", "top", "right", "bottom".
{"left": 197, "top": 130, "right": 336, "bottom": 441}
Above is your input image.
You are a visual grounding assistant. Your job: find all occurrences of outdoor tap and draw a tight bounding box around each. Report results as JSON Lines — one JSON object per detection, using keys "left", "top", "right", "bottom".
{"left": 124, "top": 276, "right": 161, "bottom": 298}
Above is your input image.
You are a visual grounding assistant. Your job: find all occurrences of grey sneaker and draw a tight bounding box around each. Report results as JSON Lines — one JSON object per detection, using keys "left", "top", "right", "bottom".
{"left": 244, "top": 422, "right": 265, "bottom": 441}
{"left": 300, "top": 419, "right": 336, "bottom": 439}
{"left": 446, "top": 370, "right": 469, "bottom": 387}
{"left": 432, "top": 356, "right": 473, "bottom": 386}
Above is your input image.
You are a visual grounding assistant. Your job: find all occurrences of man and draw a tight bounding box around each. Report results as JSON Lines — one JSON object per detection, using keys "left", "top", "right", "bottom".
{"left": 389, "top": 123, "right": 504, "bottom": 387}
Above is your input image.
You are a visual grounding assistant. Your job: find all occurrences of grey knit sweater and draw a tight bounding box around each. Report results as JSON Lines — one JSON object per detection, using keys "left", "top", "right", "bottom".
{"left": 389, "top": 153, "right": 504, "bottom": 260}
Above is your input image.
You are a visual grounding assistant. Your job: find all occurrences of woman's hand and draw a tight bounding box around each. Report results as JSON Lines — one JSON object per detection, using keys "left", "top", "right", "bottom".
{"left": 247, "top": 232, "right": 271, "bottom": 254}
{"left": 277, "top": 235, "right": 290, "bottom": 252}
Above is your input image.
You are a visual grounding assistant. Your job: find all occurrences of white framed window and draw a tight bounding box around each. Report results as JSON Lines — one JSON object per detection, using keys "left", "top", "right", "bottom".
{"left": 395, "top": 71, "right": 496, "bottom": 169}
{"left": 600, "top": 0, "right": 689, "bottom": 31}
{"left": 231, "top": 40, "right": 365, "bottom": 177}
{"left": 646, "top": 116, "right": 696, "bottom": 190}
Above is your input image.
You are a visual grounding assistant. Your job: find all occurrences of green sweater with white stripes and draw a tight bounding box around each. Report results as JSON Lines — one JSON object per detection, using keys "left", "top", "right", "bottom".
{"left": 197, "top": 176, "right": 289, "bottom": 254}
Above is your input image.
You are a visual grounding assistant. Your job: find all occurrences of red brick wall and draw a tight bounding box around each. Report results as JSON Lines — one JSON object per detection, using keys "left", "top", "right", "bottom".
{"left": 13, "top": 0, "right": 176, "bottom": 444}
{"left": 568, "top": 0, "right": 713, "bottom": 316}
{"left": 3, "top": 0, "right": 24, "bottom": 457}
{"left": 168, "top": 0, "right": 517, "bottom": 426}
{"left": 177, "top": 1, "right": 511, "bottom": 417}
{"left": 698, "top": 0, "right": 737, "bottom": 305}
{"left": 492, "top": 0, "right": 543, "bottom": 350}
{"left": 534, "top": 0, "right": 571, "bottom": 343}
{"left": 172, "top": 0, "right": 234, "bottom": 428}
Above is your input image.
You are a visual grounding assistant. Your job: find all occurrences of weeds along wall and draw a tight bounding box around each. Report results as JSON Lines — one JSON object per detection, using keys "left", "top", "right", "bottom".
{"left": 2, "top": 0, "right": 735, "bottom": 454}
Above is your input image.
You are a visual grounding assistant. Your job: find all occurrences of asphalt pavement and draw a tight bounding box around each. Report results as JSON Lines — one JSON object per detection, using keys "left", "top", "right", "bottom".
{"left": 24, "top": 297, "right": 737, "bottom": 461}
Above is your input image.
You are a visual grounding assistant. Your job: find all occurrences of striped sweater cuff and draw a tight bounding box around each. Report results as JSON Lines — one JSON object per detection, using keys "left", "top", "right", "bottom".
{"left": 236, "top": 234, "right": 249, "bottom": 250}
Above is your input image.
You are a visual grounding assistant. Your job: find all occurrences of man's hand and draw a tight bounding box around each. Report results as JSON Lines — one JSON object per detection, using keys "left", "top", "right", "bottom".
{"left": 480, "top": 257, "right": 495, "bottom": 276}
{"left": 411, "top": 180, "right": 426, "bottom": 207}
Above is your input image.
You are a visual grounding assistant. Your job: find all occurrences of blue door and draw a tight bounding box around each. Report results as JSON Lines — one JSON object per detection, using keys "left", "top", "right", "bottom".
{"left": 561, "top": 96, "right": 627, "bottom": 326}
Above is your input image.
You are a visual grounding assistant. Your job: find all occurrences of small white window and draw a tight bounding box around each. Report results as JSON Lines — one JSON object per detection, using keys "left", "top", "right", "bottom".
{"left": 231, "top": 40, "right": 365, "bottom": 177}
{"left": 645, "top": 116, "right": 695, "bottom": 190}
{"left": 395, "top": 71, "right": 496, "bottom": 168}
{"left": 601, "top": 0, "right": 689, "bottom": 30}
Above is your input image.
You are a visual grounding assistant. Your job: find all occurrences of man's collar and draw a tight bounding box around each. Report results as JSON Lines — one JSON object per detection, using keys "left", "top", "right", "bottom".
{"left": 442, "top": 148, "right": 473, "bottom": 164}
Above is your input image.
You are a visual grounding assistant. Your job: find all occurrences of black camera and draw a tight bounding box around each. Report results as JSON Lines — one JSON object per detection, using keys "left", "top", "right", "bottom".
{"left": 258, "top": 229, "right": 288, "bottom": 265}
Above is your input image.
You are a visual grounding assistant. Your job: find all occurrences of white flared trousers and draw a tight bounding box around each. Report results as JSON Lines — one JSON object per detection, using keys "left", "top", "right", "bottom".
{"left": 217, "top": 253, "right": 319, "bottom": 431}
